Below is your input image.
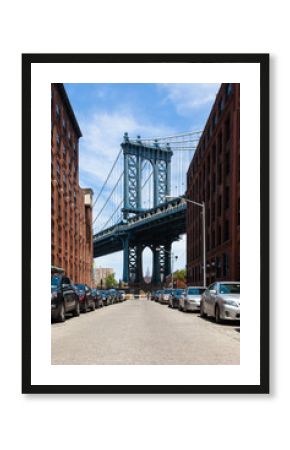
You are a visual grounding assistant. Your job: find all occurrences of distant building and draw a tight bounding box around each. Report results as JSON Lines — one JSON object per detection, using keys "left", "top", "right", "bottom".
{"left": 94, "top": 267, "right": 114, "bottom": 288}
{"left": 144, "top": 267, "right": 151, "bottom": 284}
{"left": 186, "top": 83, "right": 240, "bottom": 285}
{"left": 51, "top": 83, "right": 93, "bottom": 285}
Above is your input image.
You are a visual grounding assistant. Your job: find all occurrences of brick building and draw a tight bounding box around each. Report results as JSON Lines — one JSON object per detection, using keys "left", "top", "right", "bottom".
{"left": 186, "top": 83, "right": 240, "bottom": 285}
{"left": 51, "top": 83, "right": 93, "bottom": 285}
{"left": 94, "top": 267, "right": 114, "bottom": 288}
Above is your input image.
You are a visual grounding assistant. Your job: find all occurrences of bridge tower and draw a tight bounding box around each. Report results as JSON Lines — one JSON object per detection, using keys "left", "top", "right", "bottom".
{"left": 121, "top": 133, "right": 174, "bottom": 286}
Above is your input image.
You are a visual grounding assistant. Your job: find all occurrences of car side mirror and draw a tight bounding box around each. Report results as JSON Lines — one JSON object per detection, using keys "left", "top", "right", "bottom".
{"left": 210, "top": 289, "right": 217, "bottom": 295}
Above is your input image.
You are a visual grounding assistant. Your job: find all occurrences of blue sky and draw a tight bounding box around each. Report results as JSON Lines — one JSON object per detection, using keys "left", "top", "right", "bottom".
{"left": 65, "top": 83, "right": 220, "bottom": 281}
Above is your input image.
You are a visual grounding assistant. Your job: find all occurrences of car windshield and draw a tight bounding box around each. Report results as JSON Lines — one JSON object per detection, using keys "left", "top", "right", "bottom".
{"left": 75, "top": 284, "right": 85, "bottom": 290}
{"left": 219, "top": 283, "right": 240, "bottom": 294}
{"left": 188, "top": 288, "right": 205, "bottom": 295}
{"left": 164, "top": 289, "right": 172, "bottom": 294}
{"left": 176, "top": 289, "right": 185, "bottom": 295}
{"left": 51, "top": 276, "right": 60, "bottom": 288}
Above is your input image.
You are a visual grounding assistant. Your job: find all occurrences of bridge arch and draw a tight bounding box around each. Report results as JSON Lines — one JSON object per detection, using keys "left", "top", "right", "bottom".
{"left": 142, "top": 246, "right": 153, "bottom": 283}
{"left": 141, "top": 159, "right": 154, "bottom": 210}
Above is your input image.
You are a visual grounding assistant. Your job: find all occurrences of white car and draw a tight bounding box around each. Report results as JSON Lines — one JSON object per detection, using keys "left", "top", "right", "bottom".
{"left": 200, "top": 282, "right": 240, "bottom": 323}
{"left": 179, "top": 286, "right": 206, "bottom": 312}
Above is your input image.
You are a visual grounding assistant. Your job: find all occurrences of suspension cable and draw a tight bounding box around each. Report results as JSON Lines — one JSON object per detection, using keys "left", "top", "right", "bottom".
{"left": 92, "top": 147, "right": 123, "bottom": 209}
{"left": 98, "top": 198, "right": 124, "bottom": 232}
{"left": 93, "top": 171, "right": 124, "bottom": 224}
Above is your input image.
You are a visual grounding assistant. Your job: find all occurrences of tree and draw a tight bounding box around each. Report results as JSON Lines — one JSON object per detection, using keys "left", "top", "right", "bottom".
{"left": 173, "top": 269, "right": 186, "bottom": 283}
{"left": 105, "top": 272, "right": 118, "bottom": 288}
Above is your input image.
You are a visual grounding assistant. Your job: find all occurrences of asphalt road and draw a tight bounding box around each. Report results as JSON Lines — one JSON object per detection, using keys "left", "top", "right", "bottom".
{"left": 51, "top": 297, "right": 240, "bottom": 365}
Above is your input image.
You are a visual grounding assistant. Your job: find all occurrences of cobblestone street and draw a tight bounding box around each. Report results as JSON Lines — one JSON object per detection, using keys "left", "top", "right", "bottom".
{"left": 51, "top": 298, "right": 240, "bottom": 365}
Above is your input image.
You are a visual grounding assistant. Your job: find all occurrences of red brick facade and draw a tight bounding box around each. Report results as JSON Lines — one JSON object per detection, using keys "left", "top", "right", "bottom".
{"left": 51, "top": 83, "right": 93, "bottom": 285}
{"left": 186, "top": 83, "right": 240, "bottom": 285}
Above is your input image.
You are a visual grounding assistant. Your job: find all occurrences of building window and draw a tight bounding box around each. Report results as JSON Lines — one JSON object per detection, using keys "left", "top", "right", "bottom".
{"left": 218, "top": 132, "right": 222, "bottom": 154}
{"left": 212, "top": 144, "right": 216, "bottom": 163}
{"left": 218, "top": 98, "right": 224, "bottom": 117}
{"left": 207, "top": 126, "right": 211, "bottom": 143}
{"left": 225, "top": 117, "right": 231, "bottom": 142}
{"left": 225, "top": 186, "right": 230, "bottom": 209}
{"left": 224, "top": 220, "right": 229, "bottom": 241}
{"left": 218, "top": 195, "right": 222, "bottom": 216}
{"left": 218, "top": 225, "right": 222, "bottom": 245}
{"left": 56, "top": 133, "right": 60, "bottom": 148}
{"left": 213, "top": 114, "right": 217, "bottom": 129}
{"left": 212, "top": 172, "right": 216, "bottom": 193}
{"left": 206, "top": 207, "right": 210, "bottom": 224}
{"left": 216, "top": 256, "right": 221, "bottom": 278}
{"left": 211, "top": 230, "right": 215, "bottom": 249}
{"left": 226, "top": 83, "right": 233, "bottom": 97}
{"left": 62, "top": 118, "right": 66, "bottom": 131}
{"left": 225, "top": 151, "right": 231, "bottom": 174}
{"left": 218, "top": 163, "right": 222, "bottom": 184}
{"left": 223, "top": 253, "right": 229, "bottom": 277}
{"left": 56, "top": 104, "right": 60, "bottom": 120}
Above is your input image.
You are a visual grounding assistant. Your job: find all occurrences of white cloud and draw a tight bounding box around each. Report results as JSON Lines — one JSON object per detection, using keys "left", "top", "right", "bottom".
{"left": 160, "top": 83, "right": 220, "bottom": 117}
{"left": 79, "top": 110, "right": 173, "bottom": 186}
{"left": 78, "top": 108, "right": 175, "bottom": 230}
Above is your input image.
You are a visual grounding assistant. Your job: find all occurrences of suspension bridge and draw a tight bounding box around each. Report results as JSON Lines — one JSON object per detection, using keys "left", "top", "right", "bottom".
{"left": 93, "top": 130, "right": 202, "bottom": 289}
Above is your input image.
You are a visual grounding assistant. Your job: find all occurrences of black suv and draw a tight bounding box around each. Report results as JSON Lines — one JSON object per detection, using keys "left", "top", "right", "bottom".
{"left": 51, "top": 275, "right": 80, "bottom": 322}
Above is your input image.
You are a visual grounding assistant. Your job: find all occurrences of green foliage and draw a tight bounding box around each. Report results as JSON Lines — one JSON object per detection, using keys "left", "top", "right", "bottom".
{"left": 105, "top": 272, "right": 118, "bottom": 288}
{"left": 173, "top": 268, "right": 186, "bottom": 282}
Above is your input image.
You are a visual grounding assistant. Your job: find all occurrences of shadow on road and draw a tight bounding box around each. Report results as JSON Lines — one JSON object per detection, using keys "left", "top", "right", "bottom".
{"left": 198, "top": 314, "right": 240, "bottom": 327}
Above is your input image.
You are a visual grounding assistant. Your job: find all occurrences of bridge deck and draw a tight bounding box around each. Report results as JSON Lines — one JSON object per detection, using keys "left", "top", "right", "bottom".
{"left": 93, "top": 199, "right": 187, "bottom": 257}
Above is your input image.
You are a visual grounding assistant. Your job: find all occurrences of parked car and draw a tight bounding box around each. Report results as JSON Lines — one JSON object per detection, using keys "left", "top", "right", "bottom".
{"left": 159, "top": 289, "right": 173, "bottom": 305}
{"left": 108, "top": 289, "right": 118, "bottom": 303}
{"left": 51, "top": 274, "right": 80, "bottom": 322}
{"left": 169, "top": 288, "right": 185, "bottom": 308}
{"left": 117, "top": 290, "right": 126, "bottom": 302}
{"left": 100, "top": 290, "right": 109, "bottom": 306}
{"left": 91, "top": 289, "right": 103, "bottom": 308}
{"left": 179, "top": 286, "right": 206, "bottom": 312}
{"left": 200, "top": 282, "right": 240, "bottom": 323}
{"left": 155, "top": 290, "right": 163, "bottom": 302}
{"left": 75, "top": 284, "right": 95, "bottom": 313}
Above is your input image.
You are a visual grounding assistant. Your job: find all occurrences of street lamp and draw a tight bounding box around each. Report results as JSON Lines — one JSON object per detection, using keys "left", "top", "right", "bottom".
{"left": 166, "top": 195, "right": 206, "bottom": 287}
{"left": 155, "top": 246, "right": 178, "bottom": 288}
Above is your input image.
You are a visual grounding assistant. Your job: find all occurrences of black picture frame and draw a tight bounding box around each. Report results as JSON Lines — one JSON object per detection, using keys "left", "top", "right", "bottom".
{"left": 22, "top": 53, "right": 269, "bottom": 394}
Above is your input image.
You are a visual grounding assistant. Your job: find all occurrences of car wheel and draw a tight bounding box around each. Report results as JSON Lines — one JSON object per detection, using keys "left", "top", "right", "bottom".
{"left": 73, "top": 301, "right": 80, "bottom": 317}
{"left": 83, "top": 301, "right": 88, "bottom": 313}
{"left": 200, "top": 302, "right": 206, "bottom": 318}
{"left": 91, "top": 301, "right": 96, "bottom": 311}
{"left": 215, "top": 305, "right": 221, "bottom": 324}
{"left": 57, "top": 302, "right": 65, "bottom": 322}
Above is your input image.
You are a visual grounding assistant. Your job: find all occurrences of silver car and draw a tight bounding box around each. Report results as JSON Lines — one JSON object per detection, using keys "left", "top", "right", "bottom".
{"left": 179, "top": 286, "right": 206, "bottom": 312}
{"left": 200, "top": 281, "right": 240, "bottom": 323}
{"left": 159, "top": 289, "right": 173, "bottom": 305}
